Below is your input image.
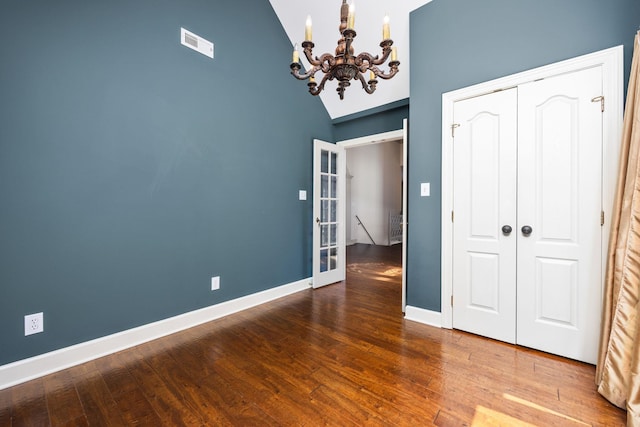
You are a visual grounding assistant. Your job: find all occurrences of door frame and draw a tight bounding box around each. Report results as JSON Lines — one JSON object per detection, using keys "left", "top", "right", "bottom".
{"left": 440, "top": 46, "right": 623, "bottom": 329}
{"left": 337, "top": 122, "right": 408, "bottom": 311}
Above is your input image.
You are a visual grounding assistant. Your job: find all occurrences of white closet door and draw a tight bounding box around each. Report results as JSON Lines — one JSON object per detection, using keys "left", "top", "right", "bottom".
{"left": 516, "top": 67, "right": 603, "bottom": 364}
{"left": 452, "top": 89, "right": 518, "bottom": 343}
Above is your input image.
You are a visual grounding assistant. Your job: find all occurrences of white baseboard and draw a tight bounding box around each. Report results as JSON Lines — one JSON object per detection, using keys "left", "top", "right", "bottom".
{"left": 404, "top": 305, "right": 442, "bottom": 328}
{"left": 0, "top": 278, "right": 311, "bottom": 390}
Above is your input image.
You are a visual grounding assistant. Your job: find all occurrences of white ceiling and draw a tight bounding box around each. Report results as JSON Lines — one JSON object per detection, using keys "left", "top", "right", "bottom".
{"left": 269, "top": 0, "right": 432, "bottom": 120}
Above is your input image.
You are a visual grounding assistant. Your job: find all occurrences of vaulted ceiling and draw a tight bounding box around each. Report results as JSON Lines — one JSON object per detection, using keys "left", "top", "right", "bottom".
{"left": 269, "top": 0, "right": 432, "bottom": 119}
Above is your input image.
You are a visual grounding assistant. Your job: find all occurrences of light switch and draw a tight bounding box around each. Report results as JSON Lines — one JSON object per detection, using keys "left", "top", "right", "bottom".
{"left": 299, "top": 190, "right": 307, "bottom": 200}
{"left": 421, "top": 182, "right": 431, "bottom": 197}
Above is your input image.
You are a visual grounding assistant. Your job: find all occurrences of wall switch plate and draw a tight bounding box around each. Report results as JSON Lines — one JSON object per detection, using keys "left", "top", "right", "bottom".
{"left": 421, "top": 182, "right": 431, "bottom": 197}
{"left": 211, "top": 276, "right": 220, "bottom": 291}
{"left": 299, "top": 190, "right": 307, "bottom": 201}
{"left": 25, "top": 312, "right": 44, "bottom": 336}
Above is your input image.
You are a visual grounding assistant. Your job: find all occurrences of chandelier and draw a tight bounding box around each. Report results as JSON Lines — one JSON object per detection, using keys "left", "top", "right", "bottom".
{"left": 289, "top": 0, "right": 400, "bottom": 100}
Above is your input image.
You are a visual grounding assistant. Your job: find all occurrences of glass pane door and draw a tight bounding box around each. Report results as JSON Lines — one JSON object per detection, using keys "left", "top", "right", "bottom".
{"left": 313, "top": 140, "right": 345, "bottom": 288}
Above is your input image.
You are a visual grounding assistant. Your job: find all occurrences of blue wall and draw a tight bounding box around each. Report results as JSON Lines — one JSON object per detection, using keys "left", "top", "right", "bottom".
{"left": 333, "top": 103, "right": 409, "bottom": 141}
{"left": 0, "top": 1, "right": 332, "bottom": 365}
{"left": 5, "top": 0, "right": 637, "bottom": 368}
{"left": 407, "top": 0, "right": 640, "bottom": 311}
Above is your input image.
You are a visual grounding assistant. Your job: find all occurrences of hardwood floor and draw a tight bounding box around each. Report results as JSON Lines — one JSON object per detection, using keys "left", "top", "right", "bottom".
{"left": 0, "top": 243, "right": 626, "bottom": 426}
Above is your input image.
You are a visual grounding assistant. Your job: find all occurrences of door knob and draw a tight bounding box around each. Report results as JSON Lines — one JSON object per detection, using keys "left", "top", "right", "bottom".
{"left": 521, "top": 225, "right": 533, "bottom": 236}
{"left": 501, "top": 225, "right": 512, "bottom": 235}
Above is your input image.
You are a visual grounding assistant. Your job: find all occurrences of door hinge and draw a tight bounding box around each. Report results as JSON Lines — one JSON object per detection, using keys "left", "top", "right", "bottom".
{"left": 591, "top": 96, "right": 604, "bottom": 112}
{"left": 451, "top": 210, "right": 454, "bottom": 222}
{"left": 601, "top": 211, "right": 605, "bottom": 226}
{"left": 451, "top": 123, "right": 460, "bottom": 138}
{"left": 451, "top": 295, "right": 453, "bottom": 307}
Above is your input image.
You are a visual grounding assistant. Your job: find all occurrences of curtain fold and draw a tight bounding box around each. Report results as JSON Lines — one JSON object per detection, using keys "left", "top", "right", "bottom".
{"left": 596, "top": 32, "right": 640, "bottom": 426}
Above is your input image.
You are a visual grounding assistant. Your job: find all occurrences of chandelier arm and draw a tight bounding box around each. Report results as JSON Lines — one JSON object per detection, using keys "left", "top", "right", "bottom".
{"left": 368, "top": 65, "right": 382, "bottom": 76}
{"left": 356, "top": 72, "right": 377, "bottom": 95}
{"left": 316, "top": 53, "right": 337, "bottom": 73}
{"left": 372, "top": 62, "right": 400, "bottom": 80}
{"left": 290, "top": 64, "right": 318, "bottom": 81}
{"left": 301, "top": 41, "right": 322, "bottom": 67}
{"left": 371, "top": 49, "right": 392, "bottom": 66}
{"left": 355, "top": 49, "right": 390, "bottom": 67}
{"left": 355, "top": 52, "right": 376, "bottom": 64}
{"left": 308, "top": 72, "right": 332, "bottom": 96}
{"left": 354, "top": 52, "right": 377, "bottom": 70}
{"left": 302, "top": 49, "right": 322, "bottom": 67}
{"left": 367, "top": 39, "right": 395, "bottom": 66}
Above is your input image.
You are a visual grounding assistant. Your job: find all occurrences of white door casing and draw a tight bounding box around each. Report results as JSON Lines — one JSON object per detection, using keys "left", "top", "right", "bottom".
{"left": 516, "top": 67, "right": 603, "bottom": 363}
{"left": 313, "top": 139, "right": 346, "bottom": 288}
{"left": 452, "top": 88, "right": 518, "bottom": 344}
{"left": 337, "top": 128, "right": 407, "bottom": 310}
{"left": 442, "top": 46, "right": 623, "bottom": 364}
{"left": 402, "top": 119, "right": 408, "bottom": 312}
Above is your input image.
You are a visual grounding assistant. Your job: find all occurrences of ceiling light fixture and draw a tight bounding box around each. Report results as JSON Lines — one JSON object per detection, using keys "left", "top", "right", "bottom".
{"left": 290, "top": 0, "right": 400, "bottom": 100}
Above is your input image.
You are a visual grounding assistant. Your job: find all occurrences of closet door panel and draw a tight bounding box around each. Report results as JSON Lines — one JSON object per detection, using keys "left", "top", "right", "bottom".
{"left": 452, "top": 88, "right": 518, "bottom": 344}
{"left": 516, "top": 67, "right": 603, "bottom": 364}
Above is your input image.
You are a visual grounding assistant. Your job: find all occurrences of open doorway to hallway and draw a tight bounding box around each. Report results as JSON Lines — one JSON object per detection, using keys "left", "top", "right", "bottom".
{"left": 343, "top": 134, "right": 405, "bottom": 309}
{"left": 336, "top": 123, "right": 408, "bottom": 310}
{"left": 345, "top": 140, "right": 404, "bottom": 247}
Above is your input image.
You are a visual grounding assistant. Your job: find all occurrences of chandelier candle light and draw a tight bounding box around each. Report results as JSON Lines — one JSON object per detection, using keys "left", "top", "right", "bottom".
{"left": 290, "top": 0, "right": 400, "bottom": 100}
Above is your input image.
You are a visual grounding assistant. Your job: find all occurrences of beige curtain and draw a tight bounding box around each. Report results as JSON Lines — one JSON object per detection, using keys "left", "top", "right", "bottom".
{"left": 596, "top": 32, "right": 640, "bottom": 426}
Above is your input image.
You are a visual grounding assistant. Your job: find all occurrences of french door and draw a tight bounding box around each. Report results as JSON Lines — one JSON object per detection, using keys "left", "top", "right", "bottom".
{"left": 452, "top": 67, "right": 604, "bottom": 363}
{"left": 312, "top": 139, "right": 346, "bottom": 288}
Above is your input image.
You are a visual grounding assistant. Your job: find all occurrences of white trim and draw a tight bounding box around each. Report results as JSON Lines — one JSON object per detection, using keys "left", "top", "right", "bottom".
{"left": 600, "top": 47, "right": 624, "bottom": 295}
{"left": 402, "top": 119, "right": 408, "bottom": 312}
{"left": 404, "top": 305, "right": 442, "bottom": 328}
{"left": 337, "top": 129, "right": 403, "bottom": 149}
{"left": 441, "top": 45, "right": 624, "bottom": 330}
{"left": 0, "top": 278, "right": 311, "bottom": 390}
{"left": 441, "top": 93, "right": 455, "bottom": 329}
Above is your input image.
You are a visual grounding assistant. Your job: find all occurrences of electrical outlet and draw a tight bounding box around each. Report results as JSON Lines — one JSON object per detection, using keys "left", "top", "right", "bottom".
{"left": 24, "top": 312, "right": 44, "bottom": 336}
{"left": 211, "top": 276, "right": 220, "bottom": 291}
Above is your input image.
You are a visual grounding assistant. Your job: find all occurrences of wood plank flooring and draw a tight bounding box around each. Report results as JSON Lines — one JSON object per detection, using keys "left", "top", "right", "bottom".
{"left": 0, "top": 243, "right": 626, "bottom": 426}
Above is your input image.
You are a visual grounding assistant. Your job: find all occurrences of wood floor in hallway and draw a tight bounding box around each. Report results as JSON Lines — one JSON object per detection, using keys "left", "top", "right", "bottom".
{"left": 0, "top": 243, "right": 626, "bottom": 425}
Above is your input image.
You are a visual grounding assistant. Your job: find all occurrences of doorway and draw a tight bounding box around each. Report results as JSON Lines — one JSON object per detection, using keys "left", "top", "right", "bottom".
{"left": 338, "top": 122, "right": 408, "bottom": 310}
